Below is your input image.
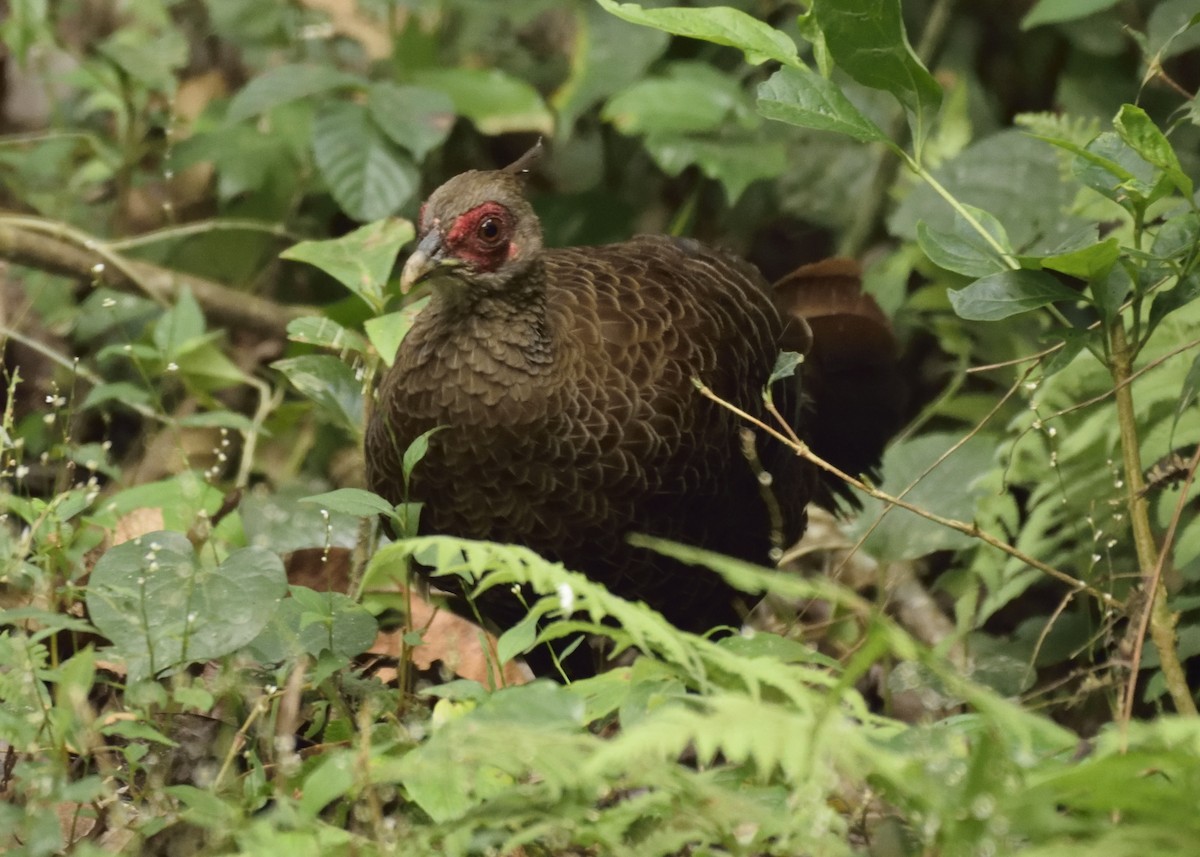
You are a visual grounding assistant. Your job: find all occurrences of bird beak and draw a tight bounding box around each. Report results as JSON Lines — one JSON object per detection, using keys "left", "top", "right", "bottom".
{"left": 400, "top": 230, "right": 460, "bottom": 294}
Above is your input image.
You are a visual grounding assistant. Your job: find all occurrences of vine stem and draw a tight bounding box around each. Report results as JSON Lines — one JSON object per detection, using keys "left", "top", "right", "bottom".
{"left": 1109, "top": 321, "right": 1197, "bottom": 717}
{"left": 906, "top": 158, "right": 1018, "bottom": 268}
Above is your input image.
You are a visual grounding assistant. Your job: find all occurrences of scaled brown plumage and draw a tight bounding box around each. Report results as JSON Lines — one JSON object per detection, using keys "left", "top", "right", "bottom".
{"left": 366, "top": 154, "right": 899, "bottom": 660}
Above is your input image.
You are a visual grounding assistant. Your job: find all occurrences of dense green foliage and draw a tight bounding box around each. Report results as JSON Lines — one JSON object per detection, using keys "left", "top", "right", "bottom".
{"left": 1, "top": 0, "right": 1199, "bottom": 854}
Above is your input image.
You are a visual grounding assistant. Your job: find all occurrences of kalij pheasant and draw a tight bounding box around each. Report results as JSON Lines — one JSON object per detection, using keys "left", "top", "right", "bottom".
{"left": 366, "top": 151, "right": 900, "bottom": 666}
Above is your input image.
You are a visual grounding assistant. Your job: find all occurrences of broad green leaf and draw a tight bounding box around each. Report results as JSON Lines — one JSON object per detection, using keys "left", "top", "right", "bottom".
{"left": 1070, "top": 131, "right": 1166, "bottom": 209}
{"left": 312, "top": 101, "right": 420, "bottom": 222}
{"left": 1039, "top": 237, "right": 1121, "bottom": 280}
{"left": 603, "top": 62, "right": 750, "bottom": 136}
{"left": 282, "top": 218, "right": 413, "bottom": 313}
{"left": 916, "top": 205, "right": 1012, "bottom": 277}
{"left": 552, "top": 1, "right": 669, "bottom": 132}
{"left": 413, "top": 68, "right": 553, "bottom": 136}
{"left": 948, "top": 269, "right": 1082, "bottom": 321}
{"left": 403, "top": 426, "right": 445, "bottom": 483}
{"left": 240, "top": 483, "right": 361, "bottom": 553}
{"left": 813, "top": 0, "right": 941, "bottom": 146}
{"left": 86, "top": 531, "right": 287, "bottom": 682}
{"left": 247, "top": 587, "right": 377, "bottom": 664}
{"left": 496, "top": 610, "right": 540, "bottom": 665}
{"left": 367, "top": 83, "right": 454, "bottom": 161}
{"left": 301, "top": 487, "right": 395, "bottom": 518}
{"left": 291, "top": 587, "right": 377, "bottom": 659}
{"left": 644, "top": 135, "right": 786, "bottom": 203}
{"left": 364, "top": 298, "right": 427, "bottom": 367}
{"left": 81, "top": 381, "right": 152, "bottom": 411}
{"left": 1114, "top": 104, "right": 1194, "bottom": 199}
{"left": 177, "top": 411, "right": 259, "bottom": 433}
{"left": 175, "top": 339, "right": 250, "bottom": 390}
{"left": 153, "top": 286, "right": 205, "bottom": 358}
{"left": 299, "top": 752, "right": 356, "bottom": 817}
{"left": 95, "top": 26, "right": 186, "bottom": 95}
{"left": 1021, "top": 0, "right": 1121, "bottom": 29}
{"left": 595, "top": 0, "right": 801, "bottom": 67}
{"left": 769, "top": 351, "right": 804, "bottom": 385}
{"left": 1146, "top": 4, "right": 1200, "bottom": 60}
{"left": 273, "top": 354, "right": 363, "bottom": 434}
{"left": 850, "top": 433, "right": 994, "bottom": 561}
{"left": 1088, "top": 262, "right": 1132, "bottom": 322}
{"left": 1149, "top": 273, "right": 1200, "bottom": 334}
{"left": 103, "top": 471, "right": 224, "bottom": 533}
{"left": 226, "top": 64, "right": 362, "bottom": 124}
{"left": 1151, "top": 211, "right": 1200, "bottom": 262}
{"left": 891, "top": 130, "right": 1085, "bottom": 252}
{"left": 286, "top": 316, "right": 369, "bottom": 355}
{"left": 756, "top": 66, "right": 888, "bottom": 144}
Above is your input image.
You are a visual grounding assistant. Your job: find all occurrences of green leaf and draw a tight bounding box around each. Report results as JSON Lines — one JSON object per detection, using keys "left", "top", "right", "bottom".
{"left": 81, "top": 381, "right": 153, "bottom": 411}
{"left": 1070, "top": 131, "right": 1165, "bottom": 209}
{"left": 286, "top": 316, "right": 369, "bottom": 355}
{"left": 552, "top": 1, "right": 670, "bottom": 132}
{"left": 603, "top": 62, "right": 750, "bottom": 136}
{"left": 312, "top": 101, "right": 419, "bottom": 222}
{"left": 595, "top": 0, "right": 800, "bottom": 67}
{"left": 769, "top": 351, "right": 804, "bottom": 385}
{"left": 175, "top": 339, "right": 250, "bottom": 390}
{"left": 1039, "top": 237, "right": 1121, "bottom": 280}
{"left": 403, "top": 427, "right": 444, "bottom": 483}
{"left": 413, "top": 68, "right": 553, "bottom": 136}
{"left": 153, "top": 286, "right": 206, "bottom": 358}
{"left": 226, "top": 64, "right": 362, "bottom": 124}
{"left": 299, "top": 752, "right": 357, "bottom": 817}
{"left": 891, "top": 130, "right": 1085, "bottom": 252}
{"left": 86, "top": 531, "right": 287, "bottom": 682}
{"left": 1021, "top": 0, "right": 1121, "bottom": 29}
{"left": 916, "top": 205, "right": 1012, "bottom": 277}
{"left": 281, "top": 218, "right": 413, "bottom": 313}
{"left": 644, "top": 136, "right": 786, "bottom": 203}
{"left": 367, "top": 83, "right": 454, "bottom": 161}
{"left": 756, "top": 66, "right": 888, "bottom": 143}
{"left": 1114, "top": 104, "right": 1194, "bottom": 199}
{"left": 813, "top": 0, "right": 941, "bottom": 145}
{"left": 273, "top": 354, "right": 363, "bottom": 435}
{"left": 301, "top": 488, "right": 395, "bottom": 519}
{"left": 291, "top": 587, "right": 377, "bottom": 659}
{"left": 948, "top": 269, "right": 1082, "bottom": 321}
{"left": 247, "top": 587, "right": 378, "bottom": 664}
{"left": 1149, "top": 273, "right": 1200, "bottom": 334}
{"left": 496, "top": 610, "right": 540, "bottom": 665}
{"left": 850, "top": 433, "right": 994, "bottom": 561}
{"left": 95, "top": 26, "right": 187, "bottom": 95}
{"left": 364, "top": 298, "right": 427, "bottom": 368}
{"left": 1088, "top": 262, "right": 1132, "bottom": 322}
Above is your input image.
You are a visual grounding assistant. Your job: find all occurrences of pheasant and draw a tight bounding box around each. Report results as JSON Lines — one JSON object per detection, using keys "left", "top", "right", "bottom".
{"left": 365, "top": 148, "right": 900, "bottom": 669}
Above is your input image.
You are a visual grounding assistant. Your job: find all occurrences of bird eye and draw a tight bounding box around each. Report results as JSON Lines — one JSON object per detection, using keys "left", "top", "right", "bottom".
{"left": 477, "top": 216, "right": 502, "bottom": 243}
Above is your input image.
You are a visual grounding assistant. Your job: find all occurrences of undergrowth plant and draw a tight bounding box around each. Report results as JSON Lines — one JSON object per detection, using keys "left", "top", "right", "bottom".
{"left": 1, "top": 0, "right": 1200, "bottom": 855}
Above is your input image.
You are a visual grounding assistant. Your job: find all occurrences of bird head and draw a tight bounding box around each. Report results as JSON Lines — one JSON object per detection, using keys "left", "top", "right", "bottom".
{"left": 401, "top": 155, "right": 544, "bottom": 297}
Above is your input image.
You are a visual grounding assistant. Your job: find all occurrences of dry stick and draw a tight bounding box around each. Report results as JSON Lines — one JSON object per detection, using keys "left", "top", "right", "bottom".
{"left": 1120, "top": 440, "right": 1200, "bottom": 733}
{"left": 791, "top": 362, "right": 1038, "bottom": 583}
{"left": 693, "top": 380, "right": 1120, "bottom": 609}
{"left": 1113, "top": 320, "right": 1200, "bottom": 722}
{"left": 0, "top": 216, "right": 316, "bottom": 339}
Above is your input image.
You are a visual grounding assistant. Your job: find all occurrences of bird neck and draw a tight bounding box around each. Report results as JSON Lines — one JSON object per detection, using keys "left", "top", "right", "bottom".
{"left": 429, "top": 260, "right": 554, "bottom": 361}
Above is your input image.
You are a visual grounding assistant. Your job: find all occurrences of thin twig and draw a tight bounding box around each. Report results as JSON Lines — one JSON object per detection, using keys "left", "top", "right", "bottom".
{"left": 0, "top": 215, "right": 317, "bottom": 338}
{"left": 694, "top": 379, "right": 1120, "bottom": 609}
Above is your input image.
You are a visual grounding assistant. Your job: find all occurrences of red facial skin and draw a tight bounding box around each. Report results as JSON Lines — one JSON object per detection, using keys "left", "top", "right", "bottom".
{"left": 443, "top": 202, "right": 516, "bottom": 273}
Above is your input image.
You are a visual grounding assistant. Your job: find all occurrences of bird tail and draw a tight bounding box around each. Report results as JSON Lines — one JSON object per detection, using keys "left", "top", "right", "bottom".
{"left": 771, "top": 258, "right": 904, "bottom": 509}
